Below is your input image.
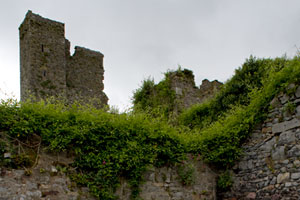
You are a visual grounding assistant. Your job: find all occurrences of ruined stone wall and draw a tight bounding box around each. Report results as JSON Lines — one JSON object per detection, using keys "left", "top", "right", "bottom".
{"left": 0, "top": 151, "right": 216, "bottom": 200}
{"left": 168, "top": 69, "right": 222, "bottom": 112}
{"left": 66, "top": 46, "right": 108, "bottom": 106}
{"left": 0, "top": 151, "right": 96, "bottom": 200}
{"left": 116, "top": 157, "right": 217, "bottom": 200}
{"left": 221, "top": 84, "right": 300, "bottom": 200}
{"left": 19, "top": 11, "right": 108, "bottom": 107}
{"left": 19, "top": 11, "right": 67, "bottom": 101}
{"left": 197, "top": 79, "right": 222, "bottom": 103}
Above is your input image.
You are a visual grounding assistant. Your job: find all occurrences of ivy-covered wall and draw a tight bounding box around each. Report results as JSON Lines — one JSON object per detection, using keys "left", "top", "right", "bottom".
{"left": 221, "top": 85, "right": 300, "bottom": 199}
{"left": 117, "top": 157, "right": 216, "bottom": 200}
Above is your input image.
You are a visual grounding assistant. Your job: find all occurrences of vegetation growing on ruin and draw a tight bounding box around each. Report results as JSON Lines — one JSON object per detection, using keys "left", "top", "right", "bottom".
{"left": 132, "top": 76, "right": 175, "bottom": 118}
{"left": 179, "top": 56, "right": 288, "bottom": 129}
{"left": 0, "top": 99, "right": 186, "bottom": 199}
{"left": 0, "top": 56, "right": 300, "bottom": 199}
{"left": 179, "top": 56, "right": 300, "bottom": 167}
{"left": 132, "top": 68, "right": 194, "bottom": 119}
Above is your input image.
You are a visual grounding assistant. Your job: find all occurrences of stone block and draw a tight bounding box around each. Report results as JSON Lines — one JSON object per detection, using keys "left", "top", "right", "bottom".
{"left": 277, "top": 172, "right": 290, "bottom": 184}
{"left": 26, "top": 182, "right": 38, "bottom": 190}
{"left": 296, "top": 105, "right": 300, "bottom": 117}
{"left": 272, "top": 118, "right": 300, "bottom": 134}
{"left": 287, "top": 145, "right": 300, "bottom": 157}
{"left": 262, "top": 127, "right": 272, "bottom": 134}
{"left": 239, "top": 161, "right": 248, "bottom": 170}
{"left": 3, "top": 153, "right": 11, "bottom": 158}
{"left": 294, "top": 98, "right": 300, "bottom": 104}
{"left": 247, "top": 160, "right": 253, "bottom": 169}
{"left": 270, "top": 97, "right": 281, "bottom": 108}
{"left": 280, "top": 94, "right": 289, "bottom": 104}
{"left": 278, "top": 130, "right": 296, "bottom": 145}
{"left": 175, "top": 87, "right": 182, "bottom": 95}
{"left": 296, "top": 86, "right": 300, "bottom": 98}
{"left": 285, "top": 182, "right": 292, "bottom": 187}
{"left": 260, "top": 137, "right": 276, "bottom": 152}
{"left": 26, "top": 190, "right": 42, "bottom": 198}
{"left": 293, "top": 160, "right": 300, "bottom": 167}
{"left": 291, "top": 173, "right": 300, "bottom": 180}
{"left": 272, "top": 146, "right": 285, "bottom": 160}
{"left": 246, "top": 192, "right": 256, "bottom": 199}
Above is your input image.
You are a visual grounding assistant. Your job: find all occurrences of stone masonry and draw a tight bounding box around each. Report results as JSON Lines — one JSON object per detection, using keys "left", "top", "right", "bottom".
{"left": 19, "top": 11, "right": 108, "bottom": 107}
{"left": 169, "top": 69, "right": 222, "bottom": 113}
{"left": 0, "top": 152, "right": 216, "bottom": 200}
{"left": 116, "top": 157, "right": 217, "bottom": 200}
{"left": 221, "top": 84, "right": 300, "bottom": 200}
{"left": 0, "top": 149, "right": 96, "bottom": 200}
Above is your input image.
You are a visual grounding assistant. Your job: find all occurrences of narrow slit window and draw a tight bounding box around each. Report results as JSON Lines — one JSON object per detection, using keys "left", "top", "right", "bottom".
{"left": 41, "top": 44, "right": 44, "bottom": 52}
{"left": 43, "top": 70, "right": 46, "bottom": 77}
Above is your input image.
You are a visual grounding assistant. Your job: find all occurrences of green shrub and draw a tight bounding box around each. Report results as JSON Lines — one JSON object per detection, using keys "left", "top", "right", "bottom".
{"left": 177, "top": 162, "right": 195, "bottom": 185}
{"left": 217, "top": 171, "right": 233, "bottom": 192}
{"left": 0, "top": 55, "right": 300, "bottom": 199}
{"left": 0, "top": 100, "right": 186, "bottom": 199}
{"left": 132, "top": 68, "right": 194, "bottom": 119}
{"left": 179, "top": 56, "right": 288, "bottom": 129}
{"left": 183, "top": 56, "right": 300, "bottom": 167}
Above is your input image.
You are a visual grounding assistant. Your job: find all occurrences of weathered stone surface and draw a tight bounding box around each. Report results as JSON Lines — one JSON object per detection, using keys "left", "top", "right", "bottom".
{"left": 0, "top": 153, "right": 95, "bottom": 200}
{"left": 239, "top": 161, "right": 249, "bottom": 170}
{"left": 272, "top": 118, "right": 300, "bottom": 134}
{"left": 3, "top": 152, "right": 11, "bottom": 158}
{"left": 221, "top": 88, "right": 300, "bottom": 199}
{"left": 246, "top": 192, "right": 256, "bottom": 199}
{"left": 270, "top": 97, "right": 281, "bottom": 108}
{"left": 285, "top": 182, "right": 292, "bottom": 187}
{"left": 168, "top": 70, "right": 223, "bottom": 113}
{"left": 287, "top": 145, "right": 300, "bottom": 157}
{"left": 175, "top": 87, "right": 183, "bottom": 95}
{"left": 260, "top": 137, "right": 276, "bottom": 152}
{"left": 117, "top": 159, "right": 216, "bottom": 200}
{"left": 296, "top": 105, "right": 300, "bottom": 117}
{"left": 296, "top": 86, "right": 300, "bottom": 98}
{"left": 280, "top": 94, "right": 289, "bottom": 104}
{"left": 277, "top": 131, "right": 296, "bottom": 145}
{"left": 291, "top": 172, "right": 300, "bottom": 180}
{"left": 19, "top": 11, "right": 108, "bottom": 107}
{"left": 272, "top": 146, "right": 285, "bottom": 160}
{"left": 293, "top": 160, "right": 300, "bottom": 167}
{"left": 277, "top": 172, "right": 290, "bottom": 184}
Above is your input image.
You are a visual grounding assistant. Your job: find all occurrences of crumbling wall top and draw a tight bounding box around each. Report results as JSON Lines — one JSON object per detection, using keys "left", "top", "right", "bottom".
{"left": 73, "top": 46, "right": 104, "bottom": 58}
{"left": 19, "top": 10, "right": 64, "bottom": 31}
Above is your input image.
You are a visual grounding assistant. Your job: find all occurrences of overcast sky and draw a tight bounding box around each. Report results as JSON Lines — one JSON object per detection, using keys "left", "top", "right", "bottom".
{"left": 1, "top": 0, "right": 300, "bottom": 110}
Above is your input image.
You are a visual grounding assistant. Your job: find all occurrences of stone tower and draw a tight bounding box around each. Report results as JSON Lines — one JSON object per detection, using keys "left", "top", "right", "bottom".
{"left": 19, "top": 10, "right": 108, "bottom": 107}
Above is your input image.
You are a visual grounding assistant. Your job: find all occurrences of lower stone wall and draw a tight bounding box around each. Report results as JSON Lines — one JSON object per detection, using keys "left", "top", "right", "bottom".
{"left": 0, "top": 152, "right": 95, "bottom": 200}
{"left": 0, "top": 150, "right": 216, "bottom": 200}
{"left": 117, "top": 158, "right": 217, "bottom": 200}
{"left": 221, "top": 85, "right": 300, "bottom": 199}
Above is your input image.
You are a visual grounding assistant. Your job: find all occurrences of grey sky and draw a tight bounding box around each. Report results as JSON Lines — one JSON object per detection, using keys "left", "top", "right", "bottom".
{"left": 1, "top": 0, "right": 300, "bottom": 110}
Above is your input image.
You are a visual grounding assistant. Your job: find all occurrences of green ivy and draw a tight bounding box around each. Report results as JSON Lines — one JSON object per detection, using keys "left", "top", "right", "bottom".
{"left": 0, "top": 100, "right": 186, "bottom": 199}
{"left": 0, "top": 55, "right": 300, "bottom": 199}
{"left": 217, "top": 171, "right": 233, "bottom": 192}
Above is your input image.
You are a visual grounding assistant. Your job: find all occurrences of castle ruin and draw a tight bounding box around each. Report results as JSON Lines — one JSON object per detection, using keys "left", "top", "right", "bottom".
{"left": 168, "top": 69, "right": 223, "bottom": 113}
{"left": 19, "top": 11, "right": 108, "bottom": 107}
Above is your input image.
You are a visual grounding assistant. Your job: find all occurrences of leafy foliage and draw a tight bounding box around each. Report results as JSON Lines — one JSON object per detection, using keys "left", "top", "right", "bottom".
{"left": 132, "top": 68, "right": 195, "bottom": 118}
{"left": 181, "top": 56, "right": 300, "bottom": 167}
{"left": 217, "top": 171, "right": 233, "bottom": 192}
{"left": 177, "top": 162, "right": 195, "bottom": 185}
{"left": 0, "top": 55, "right": 300, "bottom": 198}
{"left": 179, "top": 56, "right": 288, "bottom": 129}
{"left": 0, "top": 100, "right": 186, "bottom": 199}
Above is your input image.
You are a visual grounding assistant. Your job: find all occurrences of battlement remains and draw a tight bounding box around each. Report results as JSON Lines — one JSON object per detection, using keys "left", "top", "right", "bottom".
{"left": 19, "top": 11, "right": 108, "bottom": 107}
